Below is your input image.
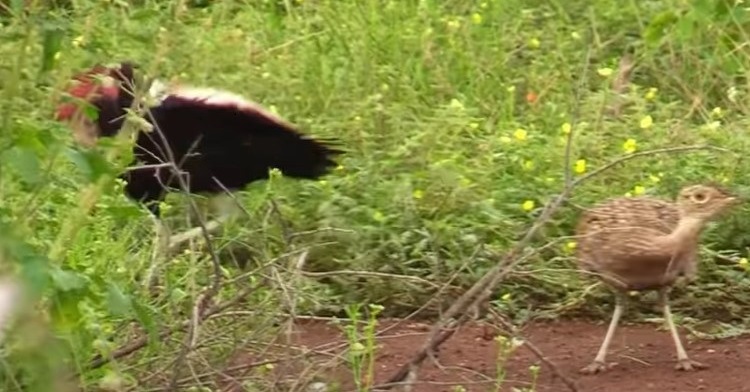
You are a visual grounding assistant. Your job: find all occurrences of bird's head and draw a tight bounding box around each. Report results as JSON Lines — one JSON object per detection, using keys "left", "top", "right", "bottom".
{"left": 676, "top": 183, "right": 739, "bottom": 220}
{"left": 55, "top": 61, "right": 138, "bottom": 147}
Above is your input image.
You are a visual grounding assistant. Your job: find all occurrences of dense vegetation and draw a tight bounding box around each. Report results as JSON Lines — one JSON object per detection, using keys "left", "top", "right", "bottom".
{"left": 1, "top": 0, "right": 750, "bottom": 390}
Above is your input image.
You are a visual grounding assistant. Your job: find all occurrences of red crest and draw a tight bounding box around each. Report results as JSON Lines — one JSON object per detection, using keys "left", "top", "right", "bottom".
{"left": 56, "top": 64, "right": 120, "bottom": 121}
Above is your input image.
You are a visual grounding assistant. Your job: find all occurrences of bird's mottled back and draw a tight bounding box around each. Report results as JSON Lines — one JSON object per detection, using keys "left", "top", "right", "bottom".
{"left": 576, "top": 196, "right": 679, "bottom": 236}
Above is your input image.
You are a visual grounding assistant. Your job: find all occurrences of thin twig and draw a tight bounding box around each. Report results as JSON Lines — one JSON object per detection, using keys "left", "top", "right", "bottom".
{"left": 85, "top": 284, "right": 261, "bottom": 371}
{"left": 300, "top": 270, "right": 444, "bottom": 289}
{"left": 572, "top": 145, "right": 730, "bottom": 188}
{"left": 487, "top": 310, "right": 578, "bottom": 391}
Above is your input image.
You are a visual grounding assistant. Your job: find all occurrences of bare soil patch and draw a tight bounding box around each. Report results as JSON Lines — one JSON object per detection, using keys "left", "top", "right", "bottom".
{"left": 222, "top": 318, "right": 750, "bottom": 392}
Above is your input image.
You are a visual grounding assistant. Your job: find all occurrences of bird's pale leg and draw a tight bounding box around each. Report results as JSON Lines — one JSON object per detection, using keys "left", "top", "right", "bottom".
{"left": 167, "top": 193, "right": 236, "bottom": 253}
{"left": 658, "top": 288, "right": 707, "bottom": 371}
{"left": 144, "top": 213, "right": 170, "bottom": 294}
{"left": 580, "top": 292, "right": 626, "bottom": 374}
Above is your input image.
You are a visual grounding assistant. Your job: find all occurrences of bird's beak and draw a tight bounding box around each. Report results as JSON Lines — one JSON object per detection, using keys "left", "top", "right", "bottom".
{"left": 726, "top": 194, "right": 742, "bottom": 206}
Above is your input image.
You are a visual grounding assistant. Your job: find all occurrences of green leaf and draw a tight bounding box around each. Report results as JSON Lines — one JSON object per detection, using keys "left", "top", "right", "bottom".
{"left": 50, "top": 291, "right": 85, "bottom": 330}
{"left": 10, "top": 0, "right": 23, "bottom": 15}
{"left": 130, "top": 8, "right": 161, "bottom": 21}
{"left": 49, "top": 266, "right": 87, "bottom": 292}
{"left": 3, "top": 146, "right": 41, "bottom": 186}
{"left": 82, "top": 103, "right": 100, "bottom": 121}
{"left": 132, "top": 299, "right": 159, "bottom": 350}
{"left": 106, "top": 282, "right": 132, "bottom": 316}
{"left": 64, "top": 147, "right": 117, "bottom": 182}
{"left": 0, "top": 222, "right": 50, "bottom": 294}
{"left": 40, "top": 26, "right": 64, "bottom": 73}
{"left": 675, "top": 13, "right": 697, "bottom": 42}
{"left": 643, "top": 11, "right": 678, "bottom": 46}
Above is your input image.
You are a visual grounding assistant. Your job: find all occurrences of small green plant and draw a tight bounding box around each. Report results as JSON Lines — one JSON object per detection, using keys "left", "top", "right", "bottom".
{"left": 510, "top": 364, "right": 541, "bottom": 392}
{"left": 493, "top": 334, "right": 524, "bottom": 392}
{"left": 339, "top": 303, "right": 384, "bottom": 392}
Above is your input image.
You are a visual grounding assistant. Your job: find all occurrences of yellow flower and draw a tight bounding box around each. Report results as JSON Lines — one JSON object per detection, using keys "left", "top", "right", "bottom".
{"left": 412, "top": 189, "right": 424, "bottom": 199}
{"left": 645, "top": 87, "right": 658, "bottom": 101}
{"left": 449, "top": 98, "right": 464, "bottom": 110}
{"left": 597, "top": 67, "right": 613, "bottom": 77}
{"left": 649, "top": 174, "right": 661, "bottom": 184}
{"left": 711, "top": 107, "right": 723, "bottom": 117}
{"left": 158, "top": 201, "right": 172, "bottom": 214}
{"left": 501, "top": 292, "right": 512, "bottom": 301}
{"left": 561, "top": 122, "right": 572, "bottom": 135}
{"left": 372, "top": 211, "right": 385, "bottom": 222}
{"left": 471, "top": 13, "right": 483, "bottom": 24}
{"left": 570, "top": 31, "right": 581, "bottom": 40}
{"left": 739, "top": 258, "right": 748, "bottom": 266}
{"left": 625, "top": 191, "right": 633, "bottom": 197}
{"left": 446, "top": 19, "right": 460, "bottom": 30}
{"left": 72, "top": 35, "right": 85, "bottom": 48}
{"left": 469, "top": 122, "right": 479, "bottom": 129}
{"left": 633, "top": 185, "right": 646, "bottom": 196}
{"left": 622, "top": 138, "right": 637, "bottom": 154}
{"left": 513, "top": 128, "right": 527, "bottom": 141}
{"left": 522, "top": 160, "right": 534, "bottom": 171}
{"left": 528, "top": 38, "right": 540, "bottom": 49}
{"left": 640, "top": 115, "right": 653, "bottom": 129}
{"left": 506, "top": 85, "right": 516, "bottom": 93}
{"left": 574, "top": 159, "right": 586, "bottom": 174}
{"left": 521, "top": 200, "right": 535, "bottom": 211}
{"left": 705, "top": 120, "right": 721, "bottom": 131}
{"left": 336, "top": 165, "right": 344, "bottom": 171}
{"left": 566, "top": 241, "right": 577, "bottom": 250}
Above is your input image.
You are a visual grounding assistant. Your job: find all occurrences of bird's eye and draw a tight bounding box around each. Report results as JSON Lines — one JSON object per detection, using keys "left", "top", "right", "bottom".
{"left": 692, "top": 192, "right": 707, "bottom": 202}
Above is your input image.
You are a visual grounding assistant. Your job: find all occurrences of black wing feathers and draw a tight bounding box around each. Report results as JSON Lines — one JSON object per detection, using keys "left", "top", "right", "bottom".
{"left": 123, "top": 94, "right": 342, "bottom": 211}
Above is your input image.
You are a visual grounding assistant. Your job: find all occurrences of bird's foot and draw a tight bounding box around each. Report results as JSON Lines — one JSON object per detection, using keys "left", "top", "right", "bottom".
{"left": 579, "top": 360, "right": 617, "bottom": 374}
{"left": 675, "top": 358, "right": 708, "bottom": 371}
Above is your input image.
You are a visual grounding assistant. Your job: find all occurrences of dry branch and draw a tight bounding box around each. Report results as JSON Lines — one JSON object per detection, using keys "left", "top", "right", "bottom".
{"left": 86, "top": 284, "right": 260, "bottom": 371}
{"left": 606, "top": 53, "right": 636, "bottom": 117}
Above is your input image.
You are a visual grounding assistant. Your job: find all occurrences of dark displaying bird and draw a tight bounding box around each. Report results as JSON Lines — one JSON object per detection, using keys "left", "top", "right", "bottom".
{"left": 575, "top": 184, "right": 738, "bottom": 374}
{"left": 55, "top": 61, "right": 343, "bottom": 258}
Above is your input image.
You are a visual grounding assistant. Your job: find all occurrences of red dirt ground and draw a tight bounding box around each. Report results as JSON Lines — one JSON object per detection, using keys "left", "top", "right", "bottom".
{"left": 223, "top": 318, "right": 750, "bottom": 392}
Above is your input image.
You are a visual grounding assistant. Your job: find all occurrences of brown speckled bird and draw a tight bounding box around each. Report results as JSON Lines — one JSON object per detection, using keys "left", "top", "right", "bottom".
{"left": 575, "top": 184, "right": 739, "bottom": 374}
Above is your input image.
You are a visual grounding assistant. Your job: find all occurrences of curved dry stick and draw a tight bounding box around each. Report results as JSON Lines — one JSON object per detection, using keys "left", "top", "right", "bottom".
{"left": 86, "top": 285, "right": 259, "bottom": 371}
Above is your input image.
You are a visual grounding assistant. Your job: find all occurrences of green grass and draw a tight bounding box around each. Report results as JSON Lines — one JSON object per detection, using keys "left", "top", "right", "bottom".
{"left": 2, "top": 0, "right": 750, "bottom": 390}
